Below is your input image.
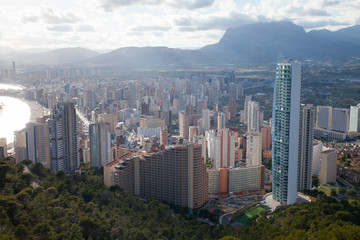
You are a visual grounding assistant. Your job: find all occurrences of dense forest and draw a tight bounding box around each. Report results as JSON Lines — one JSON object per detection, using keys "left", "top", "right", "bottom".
{"left": 1, "top": 159, "right": 360, "bottom": 239}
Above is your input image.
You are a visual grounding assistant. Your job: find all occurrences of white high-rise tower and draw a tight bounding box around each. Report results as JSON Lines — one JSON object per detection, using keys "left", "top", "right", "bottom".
{"left": 272, "top": 60, "right": 302, "bottom": 205}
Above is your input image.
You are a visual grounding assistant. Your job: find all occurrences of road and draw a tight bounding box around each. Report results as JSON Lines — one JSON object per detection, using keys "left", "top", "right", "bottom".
{"left": 219, "top": 212, "right": 234, "bottom": 225}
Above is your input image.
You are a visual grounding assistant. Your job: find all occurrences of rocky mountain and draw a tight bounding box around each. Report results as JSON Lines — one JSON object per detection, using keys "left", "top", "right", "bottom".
{"left": 203, "top": 21, "right": 360, "bottom": 63}
{"left": 82, "top": 21, "right": 360, "bottom": 68}
{"left": 3, "top": 21, "right": 360, "bottom": 67}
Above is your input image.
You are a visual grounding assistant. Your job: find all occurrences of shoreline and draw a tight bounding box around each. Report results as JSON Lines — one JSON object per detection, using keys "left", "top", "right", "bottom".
{"left": 6, "top": 99, "right": 49, "bottom": 154}
{"left": 26, "top": 99, "right": 50, "bottom": 122}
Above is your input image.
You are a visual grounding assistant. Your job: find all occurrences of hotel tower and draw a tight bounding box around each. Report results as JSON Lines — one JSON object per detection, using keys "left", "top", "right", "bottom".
{"left": 272, "top": 60, "right": 302, "bottom": 205}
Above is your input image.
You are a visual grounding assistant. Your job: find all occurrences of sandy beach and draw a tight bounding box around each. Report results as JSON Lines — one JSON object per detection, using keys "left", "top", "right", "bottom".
{"left": 26, "top": 100, "right": 50, "bottom": 122}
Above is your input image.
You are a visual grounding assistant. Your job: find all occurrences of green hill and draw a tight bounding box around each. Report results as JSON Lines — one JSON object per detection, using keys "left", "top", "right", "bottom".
{"left": 1, "top": 159, "right": 360, "bottom": 239}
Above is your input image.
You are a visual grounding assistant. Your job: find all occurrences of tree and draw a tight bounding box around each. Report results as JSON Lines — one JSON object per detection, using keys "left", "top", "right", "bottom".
{"left": 312, "top": 176, "right": 319, "bottom": 187}
{"left": 347, "top": 189, "right": 357, "bottom": 198}
{"left": 0, "top": 164, "right": 11, "bottom": 188}
{"left": 21, "top": 159, "right": 33, "bottom": 166}
{"left": 330, "top": 190, "right": 337, "bottom": 197}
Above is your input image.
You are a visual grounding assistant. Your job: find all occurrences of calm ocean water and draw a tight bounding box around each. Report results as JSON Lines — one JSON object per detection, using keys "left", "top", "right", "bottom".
{"left": 0, "top": 84, "right": 30, "bottom": 143}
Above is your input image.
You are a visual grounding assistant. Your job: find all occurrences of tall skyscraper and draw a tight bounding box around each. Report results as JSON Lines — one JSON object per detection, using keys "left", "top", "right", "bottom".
{"left": 229, "top": 82, "right": 238, "bottom": 100}
{"left": 298, "top": 104, "right": 314, "bottom": 191}
{"left": 216, "top": 128, "right": 235, "bottom": 168}
{"left": 228, "top": 98, "right": 237, "bottom": 119}
{"left": 261, "top": 126, "right": 272, "bottom": 151}
{"left": 89, "top": 122, "right": 111, "bottom": 167}
{"left": 247, "top": 101, "right": 260, "bottom": 132}
{"left": 48, "top": 102, "right": 79, "bottom": 173}
{"left": 272, "top": 60, "right": 302, "bottom": 205}
{"left": 244, "top": 95, "right": 252, "bottom": 124}
{"left": 246, "top": 131, "right": 262, "bottom": 167}
{"left": 179, "top": 110, "right": 189, "bottom": 139}
{"left": 201, "top": 109, "right": 210, "bottom": 132}
{"left": 217, "top": 112, "right": 225, "bottom": 132}
{"left": 349, "top": 105, "right": 360, "bottom": 132}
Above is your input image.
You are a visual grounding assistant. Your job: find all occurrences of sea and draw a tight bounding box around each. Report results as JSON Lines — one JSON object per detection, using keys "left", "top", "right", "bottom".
{"left": 0, "top": 84, "right": 31, "bottom": 144}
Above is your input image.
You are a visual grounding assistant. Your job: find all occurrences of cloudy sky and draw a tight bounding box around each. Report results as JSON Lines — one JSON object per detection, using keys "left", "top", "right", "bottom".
{"left": 0, "top": 0, "right": 359, "bottom": 51}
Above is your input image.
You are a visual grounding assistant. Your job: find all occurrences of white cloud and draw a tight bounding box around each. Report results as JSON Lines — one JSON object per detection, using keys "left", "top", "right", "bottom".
{"left": 0, "top": 0, "right": 358, "bottom": 50}
{"left": 47, "top": 25, "right": 74, "bottom": 32}
{"left": 100, "top": 0, "right": 215, "bottom": 11}
{"left": 77, "top": 25, "right": 96, "bottom": 32}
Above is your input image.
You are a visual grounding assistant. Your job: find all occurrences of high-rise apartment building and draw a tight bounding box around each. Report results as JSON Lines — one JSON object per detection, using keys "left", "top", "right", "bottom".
{"left": 246, "top": 131, "right": 262, "bottom": 167}
{"left": 89, "top": 122, "right": 111, "bottom": 167}
{"left": 105, "top": 144, "right": 208, "bottom": 209}
{"left": 25, "top": 122, "right": 50, "bottom": 167}
{"left": 272, "top": 60, "right": 302, "bottom": 205}
{"left": 332, "top": 108, "right": 349, "bottom": 133}
{"left": 261, "top": 126, "right": 272, "bottom": 151}
{"left": 48, "top": 102, "right": 79, "bottom": 173}
{"left": 349, "top": 105, "right": 360, "bottom": 132}
{"left": 247, "top": 101, "right": 260, "bottom": 132}
{"left": 202, "top": 109, "right": 210, "bottom": 132}
{"left": 244, "top": 95, "right": 252, "bottom": 124}
{"left": 217, "top": 112, "right": 225, "bottom": 132}
{"left": 316, "top": 106, "right": 332, "bottom": 129}
{"left": 189, "top": 126, "right": 200, "bottom": 143}
{"left": 143, "top": 144, "right": 208, "bottom": 209}
{"left": 179, "top": 111, "right": 189, "bottom": 139}
{"left": 298, "top": 104, "right": 314, "bottom": 191}
{"left": 216, "top": 128, "right": 235, "bottom": 168}
{"left": 319, "top": 150, "right": 337, "bottom": 185}
{"left": 14, "top": 129, "right": 27, "bottom": 163}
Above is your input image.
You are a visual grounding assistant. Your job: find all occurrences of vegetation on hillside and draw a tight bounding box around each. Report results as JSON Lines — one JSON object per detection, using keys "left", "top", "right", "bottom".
{"left": 1, "top": 159, "right": 360, "bottom": 239}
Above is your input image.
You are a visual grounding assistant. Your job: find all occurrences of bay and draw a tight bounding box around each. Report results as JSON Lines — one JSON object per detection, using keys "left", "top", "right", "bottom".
{"left": 0, "top": 84, "right": 31, "bottom": 143}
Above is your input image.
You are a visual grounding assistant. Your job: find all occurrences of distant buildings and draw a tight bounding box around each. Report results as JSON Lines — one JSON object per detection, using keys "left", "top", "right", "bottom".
{"left": 272, "top": 60, "right": 302, "bottom": 205}
{"left": 315, "top": 105, "right": 356, "bottom": 140}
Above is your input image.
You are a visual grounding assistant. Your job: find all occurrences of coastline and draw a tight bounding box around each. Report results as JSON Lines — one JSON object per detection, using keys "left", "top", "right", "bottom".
{"left": 26, "top": 99, "right": 50, "bottom": 122}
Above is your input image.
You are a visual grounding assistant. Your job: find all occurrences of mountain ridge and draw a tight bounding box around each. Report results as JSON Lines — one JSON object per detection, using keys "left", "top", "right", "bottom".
{"left": 2, "top": 21, "right": 360, "bottom": 67}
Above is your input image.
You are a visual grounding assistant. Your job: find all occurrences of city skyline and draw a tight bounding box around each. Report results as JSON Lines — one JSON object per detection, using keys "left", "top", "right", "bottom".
{"left": 0, "top": 0, "right": 359, "bottom": 51}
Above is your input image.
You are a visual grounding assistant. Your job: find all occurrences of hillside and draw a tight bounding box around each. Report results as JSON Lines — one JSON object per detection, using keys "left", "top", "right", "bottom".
{"left": 1, "top": 159, "right": 360, "bottom": 239}
{"left": 0, "top": 47, "right": 99, "bottom": 66}
{"left": 2, "top": 21, "right": 360, "bottom": 67}
{"left": 203, "top": 21, "right": 360, "bottom": 63}
{"left": 81, "top": 21, "right": 360, "bottom": 68}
